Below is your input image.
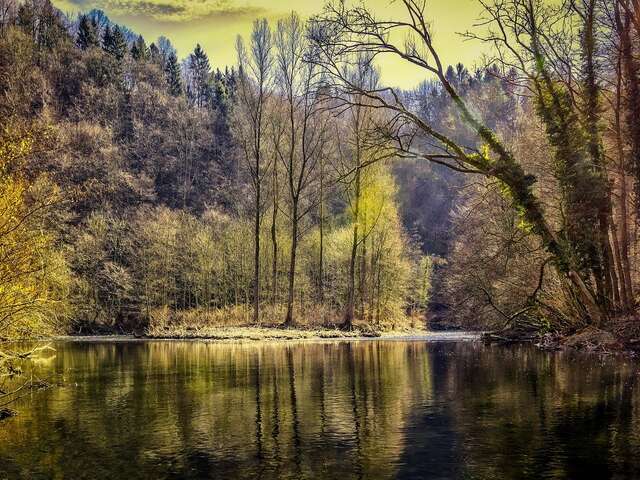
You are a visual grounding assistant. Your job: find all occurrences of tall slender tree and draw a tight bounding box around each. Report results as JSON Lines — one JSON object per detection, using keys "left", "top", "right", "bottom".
{"left": 165, "top": 52, "right": 183, "bottom": 97}
{"left": 131, "top": 34, "right": 148, "bottom": 61}
{"left": 275, "top": 13, "right": 326, "bottom": 326}
{"left": 235, "top": 19, "right": 274, "bottom": 324}
{"left": 103, "top": 24, "right": 127, "bottom": 62}
{"left": 76, "top": 13, "right": 99, "bottom": 50}
{"left": 187, "top": 43, "right": 211, "bottom": 108}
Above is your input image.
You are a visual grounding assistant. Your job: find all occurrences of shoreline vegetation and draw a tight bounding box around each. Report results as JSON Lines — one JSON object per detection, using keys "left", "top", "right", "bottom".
{"left": 482, "top": 321, "right": 640, "bottom": 354}
{"left": 57, "top": 328, "right": 478, "bottom": 343}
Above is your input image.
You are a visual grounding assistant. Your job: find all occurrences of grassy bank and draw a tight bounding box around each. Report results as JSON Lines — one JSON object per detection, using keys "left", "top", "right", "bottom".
{"left": 145, "top": 324, "right": 380, "bottom": 341}
{"left": 52, "top": 328, "right": 477, "bottom": 344}
{"left": 140, "top": 305, "right": 428, "bottom": 341}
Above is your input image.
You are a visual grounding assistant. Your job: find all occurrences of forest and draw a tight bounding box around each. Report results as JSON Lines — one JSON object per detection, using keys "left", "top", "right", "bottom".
{"left": 0, "top": 0, "right": 639, "bottom": 347}
{"left": 5, "top": 1, "right": 640, "bottom": 476}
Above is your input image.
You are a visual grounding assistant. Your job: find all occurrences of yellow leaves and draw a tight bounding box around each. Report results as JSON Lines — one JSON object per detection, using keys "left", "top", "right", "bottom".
{"left": 351, "top": 165, "right": 399, "bottom": 231}
{"left": 0, "top": 127, "right": 33, "bottom": 173}
{"left": 0, "top": 166, "right": 69, "bottom": 337}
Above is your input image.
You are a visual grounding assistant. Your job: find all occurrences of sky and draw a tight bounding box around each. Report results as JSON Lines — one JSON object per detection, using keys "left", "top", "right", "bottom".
{"left": 51, "top": 0, "right": 489, "bottom": 90}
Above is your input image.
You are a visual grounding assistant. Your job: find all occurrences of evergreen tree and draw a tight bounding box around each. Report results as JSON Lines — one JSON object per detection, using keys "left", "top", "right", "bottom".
{"left": 103, "top": 24, "right": 127, "bottom": 62}
{"left": 131, "top": 35, "right": 148, "bottom": 62}
{"left": 211, "top": 69, "right": 228, "bottom": 114}
{"left": 101, "top": 24, "right": 112, "bottom": 51}
{"left": 164, "top": 52, "right": 183, "bottom": 97}
{"left": 77, "top": 14, "right": 99, "bottom": 50}
{"left": 148, "top": 42, "right": 161, "bottom": 65}
{"left": 187, "top": 44, "right": 211, "bottom": 108}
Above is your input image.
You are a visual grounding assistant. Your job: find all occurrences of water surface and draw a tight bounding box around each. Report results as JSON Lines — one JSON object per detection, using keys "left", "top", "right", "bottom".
{"left": 1, "top": 339, "right": 639, "bottom": 479}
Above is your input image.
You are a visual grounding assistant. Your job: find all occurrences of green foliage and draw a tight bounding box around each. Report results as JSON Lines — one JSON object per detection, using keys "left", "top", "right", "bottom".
{"left": 164, "top": 51, "right": 182, "bottom": 97}
{"left": 102, "top": 25, "right": 127, "bottom": 63}
{"left": 130, "top": 35, "right": 147, "bottom": 61}
{"left": 187, "top": 43, "right": 211, "bottom": 108}
{"left": 76, "top": 14, "right": 99, "bottom": 50}
{"left": 16, "top": 0, "right": 68, "bottom": 50}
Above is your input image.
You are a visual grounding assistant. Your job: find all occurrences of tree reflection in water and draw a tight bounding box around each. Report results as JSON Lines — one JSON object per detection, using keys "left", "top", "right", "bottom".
{"left": 0, "top": 341, "right": 640, "bottom": 479}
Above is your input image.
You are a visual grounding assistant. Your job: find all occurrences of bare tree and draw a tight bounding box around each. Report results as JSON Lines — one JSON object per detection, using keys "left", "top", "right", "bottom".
{"left": 274, "top": 13, "right": 327, "bottom": 326}
{"left": 235, "top": 19, "right": 274, "bottom": 324}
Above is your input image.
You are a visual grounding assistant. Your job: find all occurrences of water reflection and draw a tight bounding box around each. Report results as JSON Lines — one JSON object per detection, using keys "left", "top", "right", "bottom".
{"left": 0, "top": 341, "right": 639, "bottom": 479}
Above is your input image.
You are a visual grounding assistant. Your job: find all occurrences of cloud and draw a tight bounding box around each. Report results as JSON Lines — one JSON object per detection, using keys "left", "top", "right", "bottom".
{"left": 68, "top": 0, "right": 267, "bottom": 22}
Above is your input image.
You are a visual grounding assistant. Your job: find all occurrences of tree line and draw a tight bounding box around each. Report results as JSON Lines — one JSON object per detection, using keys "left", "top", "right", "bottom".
{"left": 0, "top": 0, "right": 431, "bottom": 337}
{"left": 3, "top": 0, "right": 635, "bottom": 340}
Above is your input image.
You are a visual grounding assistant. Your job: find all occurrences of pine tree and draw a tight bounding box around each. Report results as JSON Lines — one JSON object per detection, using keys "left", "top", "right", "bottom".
{"left": 103, "top": 25, "right": 127, "bottom": 62}
{"left": 131, "top": 35, "right": 148, "bottom": 62}
{"left": 225, "top": 66, "right": 237, "bottom": 101}
{"left": 164, "top": 52, "right": 183, "bottom": 97}
{"left": 187, "top": 44, "right": 211, "bottom": 108}
{"left": 211, "top": 69, "right": 228, "bottom": 113}
{"left": 77, "top": 14, "right": 99, "bottom": 50}
{"left": 101, "top": 24, "right": 112, "bottom": 51}
{"left": 148, "top": 42, "right": 161, "bottom": 66}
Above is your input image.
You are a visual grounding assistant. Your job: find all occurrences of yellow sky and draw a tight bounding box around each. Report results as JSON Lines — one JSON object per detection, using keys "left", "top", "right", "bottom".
{"left": 53, "top": 0, "right": 488, "bottom": 89}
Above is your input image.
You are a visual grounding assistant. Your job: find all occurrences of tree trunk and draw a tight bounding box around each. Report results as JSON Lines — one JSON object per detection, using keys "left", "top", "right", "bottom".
{"left": 620, "top": 6, "right": 640, "bottom": 217}
{"left": 611, "top": 220, "right": 629, "bottom": 310}
{"left": 254, "top": 179, "right": 261, "bottom": 325}
{"left": 271, "top": 163, "right": 278, "bottom": 308}
{"left": 343, "top": 166, "right": 361, "bottom": 330}
{"left": 284, "top": 200, "right": 299, "bottom": 327}
{"left": 618, "top": 139, "right": 635, "bottom": 310}
{"left": 614, "top": 1, "right": 636, "bottom": 310}
{"left": 318, "top": 156, "right": 325, "bottom": 304}
{"left": 358, "top": 232, "right": 367, "bottom": 321}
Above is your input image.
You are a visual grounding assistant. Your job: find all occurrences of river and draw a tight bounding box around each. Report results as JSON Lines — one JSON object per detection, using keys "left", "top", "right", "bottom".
{"left": 1, "top": 337, "right": 639, "bottom": 479}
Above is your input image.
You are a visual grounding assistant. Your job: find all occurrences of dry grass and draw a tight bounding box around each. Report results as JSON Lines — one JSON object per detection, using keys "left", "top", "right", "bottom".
{"left": 145, "top": 325, "right": 374, "bottom": 341}
{"left": 148, "top": 304, "right": 342, "bottom": 329}
{"left": 145, "top": 306, "right": 426, "bottom": 340}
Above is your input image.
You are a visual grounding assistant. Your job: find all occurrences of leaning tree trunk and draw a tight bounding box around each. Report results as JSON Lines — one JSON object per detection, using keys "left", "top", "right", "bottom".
{"left": 442, "top": 72, "right": 605, "bottom": 325}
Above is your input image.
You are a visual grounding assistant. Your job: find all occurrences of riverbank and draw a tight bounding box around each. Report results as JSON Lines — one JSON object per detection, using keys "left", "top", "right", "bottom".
{"left": 482, "top": 321, "right": 640, "bottom": 355}
{"left": 41, "top": 327, "right": 481, "bottom": 344}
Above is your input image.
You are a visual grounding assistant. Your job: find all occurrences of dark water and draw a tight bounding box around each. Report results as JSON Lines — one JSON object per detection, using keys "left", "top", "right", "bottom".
{"left": 1, "top": 339, "right": 640, "bottom": 479}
